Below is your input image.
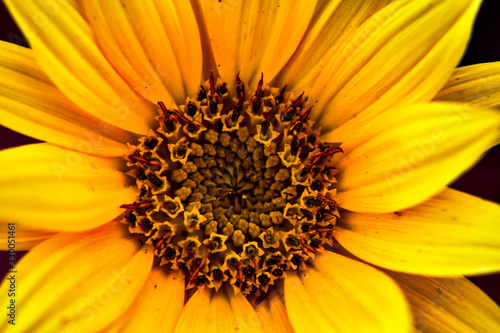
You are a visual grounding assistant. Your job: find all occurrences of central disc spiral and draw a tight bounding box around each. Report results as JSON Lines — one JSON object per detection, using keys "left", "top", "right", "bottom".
{"left": 120, "top": 73, "right": 342, "bottom": 297}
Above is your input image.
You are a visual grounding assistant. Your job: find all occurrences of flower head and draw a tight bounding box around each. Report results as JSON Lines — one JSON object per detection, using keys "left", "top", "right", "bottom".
{"left": 1, "top": 0, "right": 500, "bottom": 332}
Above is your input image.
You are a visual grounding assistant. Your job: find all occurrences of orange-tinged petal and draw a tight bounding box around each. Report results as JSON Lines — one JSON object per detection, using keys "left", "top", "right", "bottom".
{"left": 175, "top": 285, "right": 264, "bottom": 333}
{"left": 83, "top": 0, "right": 202, "bottom": 105}
{"left": 333, "top": 103, "right": 500, "bottom": 213}
{"left": 196, "top": 0, "right": 316, "bottom": 90}
{"left": 0, "top": 143, "right": 137, "bottom": 231}
{"left": 275, "top": 0, "right": 392, "bottom": 93}
{"left": 387, "top": 272, "right": 500, "bottom": 333}
{"left": 314, "top": 0, "right": 480, "bottom": 136}
{"left": 285, "top": 251, "right": 412, "bottom": 332}
{"left": 81, "top": 0, "right": 173, "bottom": 106}
{"left": 0, "top": 222, "right": 57, "bottom": 251}
{"left": 253, "top": 285, "right": 294, "bottom": 333}
{"left": 0, "top": 222, "right": 154, "bottom": 332}
{"left": 3, "top": 0, "right": 156, "bottom": 135}
{"left": 0, "top": 41, "right": 135, "bottom": 157}
{"left": 104, "top": 267, "right": 184, "bottom": 333}
{"left": 335, "top": 188, "right": 500, "bottom": 276}
{"left": 434, "top": 62, "right": 500, "bottom": 109}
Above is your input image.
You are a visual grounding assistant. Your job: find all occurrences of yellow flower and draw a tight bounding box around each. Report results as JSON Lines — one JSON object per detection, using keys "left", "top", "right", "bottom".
{"left": 1, "top": 0, "right": 500, "bottom": 332}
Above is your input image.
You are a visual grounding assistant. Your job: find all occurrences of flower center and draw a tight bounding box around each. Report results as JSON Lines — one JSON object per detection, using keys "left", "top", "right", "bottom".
{"left": 120, "top": 73, "right": 342, "bottom": 296}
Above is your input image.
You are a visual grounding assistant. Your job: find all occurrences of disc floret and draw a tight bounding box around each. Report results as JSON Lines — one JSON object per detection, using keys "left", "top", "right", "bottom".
{"left": 121, "top": 73, "right": 342, "bottom": 296}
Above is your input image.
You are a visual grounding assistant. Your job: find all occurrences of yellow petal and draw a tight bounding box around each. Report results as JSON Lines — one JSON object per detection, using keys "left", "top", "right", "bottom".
{"left": 83, "top": 0, "right": 202, "bottom": 105}
{"left": 253, "top": 284, "right": 294, "bottom": 333}
{"left": 314, "top": 0, "right": 481, "bottom": 136}
{"left": 334, "top": 102, "right": 500, "bottom": 213}
{"left": 3, "top": 0, "right": 156, "bottom": 135}
{"left": 387, "top": 272, "right": 500, "bottom": 333}
{"left": 196, "top": 0, "right": 316, "bottom": 89}
{"left": 285, "top": 251, "right": 412, "bottom": 332}
{"left": 0, "top": 221, "right": 57, "bottom": 251}
{"left": 104, "top": 268, "right": 184, "bottom": 333}
{"left": 335, "top": 188, "right": 500, "bottom": 276}
{"left": 0, "top": 222, "right": 154, "bottom": 332}
{"left": 434, "top": 62, "right": 500, "bottom": 109}
{"left": 275, "top": 0, "right": 392, "bottom": 93}
{"left": 0, "top": 41, "right": 134, "bottom": 157}
{"left": 0, "top": 143, "right": 137, "bottom": 231}
{"left": 432, "top": 62, "right": 500, "bottom": 148}
{"left": 175, "top": 285, "right": 264, "bottom": 333}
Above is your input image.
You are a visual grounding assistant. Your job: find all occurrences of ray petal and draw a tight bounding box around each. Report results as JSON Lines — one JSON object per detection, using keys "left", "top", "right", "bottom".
{"left": 285, "top": 251, "right": 412, "bottom": 332}
{"left": 103, "top": 267, "right": 185, "bottom": 333}
{"left": 315, "top": 0, "right": 481, "bottom": 136}
{"left": 336, "top": 188, "right": 500, "bottom": 276}
{"left": 434, "top": 62, "right": 500, "bottom": 109}
{"left": 83, "top": 0, "right": 202, "bottom": 105}
{"left": 195, "top": 0, "right": 316, "bottom": 90}
{"left": 387, "top": 272, "right": 500, "bottom": 333}
{"left": 0, "top": 41, "right": 134, "bottom": 157}
{"left": 175, "top": 285, "right": 264, "bottom": 333}
{"left": 0, "top": 222, "right": 153, "bottom": 332}
{"left": 0, "top": 143, "right": 137, "bottom": 231}
{"left": 4, "top": 0, "right": 156, "bottom": 134}
{"left": 334, "top": 103, "right": 500, "bottom": 213}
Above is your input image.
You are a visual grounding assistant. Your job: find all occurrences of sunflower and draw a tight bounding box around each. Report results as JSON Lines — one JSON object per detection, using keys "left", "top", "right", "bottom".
{"left": 1, "top": 0, "right": 500, "bottom": 332}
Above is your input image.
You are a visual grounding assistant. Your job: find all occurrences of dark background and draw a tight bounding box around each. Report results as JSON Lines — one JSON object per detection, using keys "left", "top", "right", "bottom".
{"left": 0, "top": 0, "right": 498, "bottom": 305}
